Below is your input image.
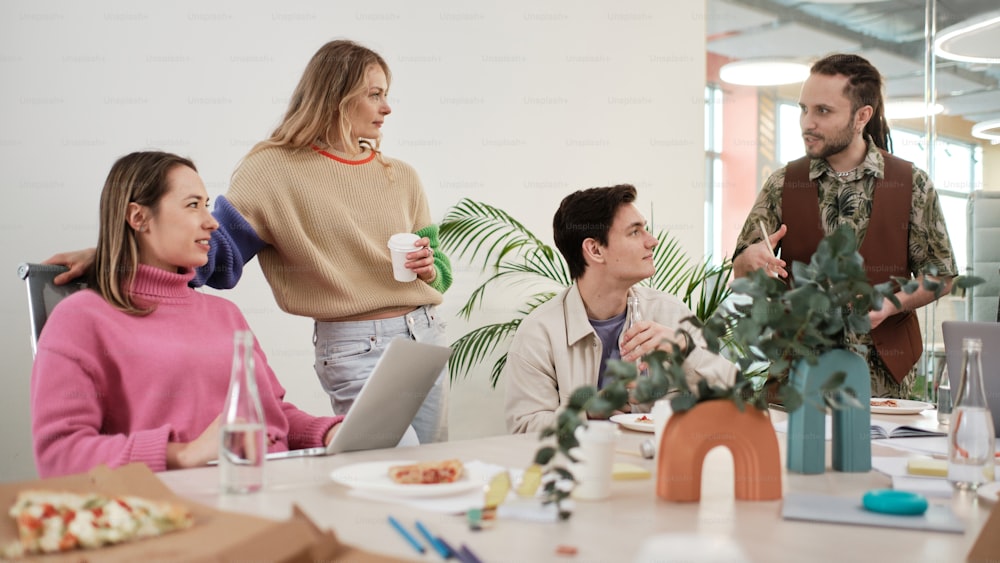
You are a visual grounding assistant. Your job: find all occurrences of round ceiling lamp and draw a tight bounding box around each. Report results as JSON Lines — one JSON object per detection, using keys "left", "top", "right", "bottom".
{"left": 885, "top": 100, "right": 945, "bottom": 120}
{"left": 934, "top": 10, "right": 1000, "bottom": 64}
{"left": 719, "top": 59, "right": 810, "bottom": 86}
{"left": 972, "top": 119, "right": 1000, "bottom": 144}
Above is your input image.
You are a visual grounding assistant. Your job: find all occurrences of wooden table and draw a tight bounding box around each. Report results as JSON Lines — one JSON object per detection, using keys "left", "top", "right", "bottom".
{"left": 159, "top": 410, "right": 990, "bottom": 562}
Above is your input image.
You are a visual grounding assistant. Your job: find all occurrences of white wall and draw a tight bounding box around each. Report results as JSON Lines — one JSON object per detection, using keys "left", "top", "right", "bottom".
{"left": 0, "top": 1, "right": 707, "bottom": 480}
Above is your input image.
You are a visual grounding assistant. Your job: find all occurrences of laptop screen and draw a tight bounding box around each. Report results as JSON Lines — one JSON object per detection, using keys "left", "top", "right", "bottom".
{"left": 942, "top": 321, "right": 1000, "bottom": 437}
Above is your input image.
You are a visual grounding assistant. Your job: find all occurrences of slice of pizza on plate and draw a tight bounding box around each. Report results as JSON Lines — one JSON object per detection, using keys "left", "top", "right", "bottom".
{"left": 388, "top": 459, "right": 465, "bottom": 485}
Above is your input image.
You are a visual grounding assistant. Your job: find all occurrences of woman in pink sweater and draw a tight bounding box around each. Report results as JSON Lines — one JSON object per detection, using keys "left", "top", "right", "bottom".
{"left": 31, "top": 151, "right": 343, "bottom": 478}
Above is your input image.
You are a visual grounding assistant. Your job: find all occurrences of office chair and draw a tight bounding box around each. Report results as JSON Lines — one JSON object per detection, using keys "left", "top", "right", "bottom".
{"left": 17, "top": 263, "right": 87, "bottom": 357}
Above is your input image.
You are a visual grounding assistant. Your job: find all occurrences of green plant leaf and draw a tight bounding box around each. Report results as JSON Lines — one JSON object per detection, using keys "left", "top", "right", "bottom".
{"left": 534, "top": 446, "right": 556, "bottom": 465}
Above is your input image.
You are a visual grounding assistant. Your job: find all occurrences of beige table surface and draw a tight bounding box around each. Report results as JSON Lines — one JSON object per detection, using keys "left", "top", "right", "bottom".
{"left": 159, "top": 409, "right": 991, "bottom": 562}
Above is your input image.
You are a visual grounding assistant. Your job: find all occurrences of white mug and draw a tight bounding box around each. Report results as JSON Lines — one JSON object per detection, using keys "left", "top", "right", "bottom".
{"left": 571, "top": 420, "right": 619, "bottom": 500}
{"left": 652, "top": 399, "right": 674, "bottom": 462}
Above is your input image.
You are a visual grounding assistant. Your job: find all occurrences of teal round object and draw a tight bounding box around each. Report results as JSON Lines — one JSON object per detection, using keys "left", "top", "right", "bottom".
{"left": 862, "top": 489, "right": 928, "bottom": 516}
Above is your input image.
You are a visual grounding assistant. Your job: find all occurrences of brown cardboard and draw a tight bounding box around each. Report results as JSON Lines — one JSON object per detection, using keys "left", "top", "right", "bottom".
{"left": 0, "top": 463, "right": 406, "bottom": 562}
{"left": 968, "top": 499, "right": 1000, "bottom": 562}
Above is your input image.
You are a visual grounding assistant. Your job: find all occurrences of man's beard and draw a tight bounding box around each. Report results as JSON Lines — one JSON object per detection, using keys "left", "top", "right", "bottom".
{"left": 804, "top": 120, "right": 855, "bottom": 160}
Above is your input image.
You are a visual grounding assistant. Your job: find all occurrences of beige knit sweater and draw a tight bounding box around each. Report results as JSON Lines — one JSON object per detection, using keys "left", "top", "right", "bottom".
{"left": 226, "top": 145, "right": 444, "bottom": 320}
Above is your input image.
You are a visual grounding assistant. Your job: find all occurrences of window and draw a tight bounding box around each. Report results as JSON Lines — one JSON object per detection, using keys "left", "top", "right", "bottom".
{"left": 777, "top": 102, "right": 801, "bottom": 165}
{"left": 891, "top": 129, "right": 981, "bottom": 273}
{"left": 705, "top": 85, "right": 723, "bottom": 263}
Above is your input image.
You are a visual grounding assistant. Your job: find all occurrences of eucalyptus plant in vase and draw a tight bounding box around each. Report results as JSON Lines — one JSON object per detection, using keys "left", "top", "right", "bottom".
{"left": 525, "top": 225, "right": 982, "bottom": 514}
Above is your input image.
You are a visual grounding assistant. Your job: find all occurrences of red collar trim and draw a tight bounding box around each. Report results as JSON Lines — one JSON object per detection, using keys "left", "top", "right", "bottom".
{"left": 311, "top": 145, "right": 377, "bottom": 165}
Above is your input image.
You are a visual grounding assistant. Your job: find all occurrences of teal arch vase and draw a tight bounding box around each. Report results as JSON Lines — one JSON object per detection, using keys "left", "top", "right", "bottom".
{"left": 786, "top": 349, "right": 872, "bottom": 474}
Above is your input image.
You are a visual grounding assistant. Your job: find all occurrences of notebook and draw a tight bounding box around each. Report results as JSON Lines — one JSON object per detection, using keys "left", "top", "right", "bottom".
{"left": 266, "top": 338, "right": 452, "bottom": 459}
{"left": 942, "top": 320, "right": 1000, "bottom": 438}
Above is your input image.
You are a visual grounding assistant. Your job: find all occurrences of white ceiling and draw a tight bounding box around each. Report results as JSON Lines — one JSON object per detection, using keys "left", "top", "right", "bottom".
{"left": 707, "top": 0, "right": 1000, "bottom": 125}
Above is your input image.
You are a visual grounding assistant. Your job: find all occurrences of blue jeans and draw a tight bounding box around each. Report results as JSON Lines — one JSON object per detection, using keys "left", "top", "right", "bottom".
{"left": 313, "top": 305, "right": 448, "bottom": 443}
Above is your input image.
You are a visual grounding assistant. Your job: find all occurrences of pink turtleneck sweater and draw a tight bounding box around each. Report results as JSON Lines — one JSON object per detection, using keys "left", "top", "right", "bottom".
{"left": 31, "top": 264, "right": 342, "bottom": 478}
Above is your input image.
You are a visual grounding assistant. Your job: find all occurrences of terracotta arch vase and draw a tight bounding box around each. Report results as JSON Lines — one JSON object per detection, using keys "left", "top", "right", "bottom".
{"left": 656, "top": 400, "right": 782, "bottom": 502}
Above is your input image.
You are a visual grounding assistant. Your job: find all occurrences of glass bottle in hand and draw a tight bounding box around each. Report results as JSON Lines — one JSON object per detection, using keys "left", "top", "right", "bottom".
{"left": 619, "top": 294, "right": 648, "bottom": 377}
{"left": 220, "top": 330, "right": 267, "bottom": 494}
{"left": 947, "top": 338, "right": 995, "bottom": 491}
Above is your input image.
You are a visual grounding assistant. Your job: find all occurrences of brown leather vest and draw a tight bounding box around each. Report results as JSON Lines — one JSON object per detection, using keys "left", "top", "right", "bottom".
{"left": 780, "top": 151, "right": 920, "bottom": 384}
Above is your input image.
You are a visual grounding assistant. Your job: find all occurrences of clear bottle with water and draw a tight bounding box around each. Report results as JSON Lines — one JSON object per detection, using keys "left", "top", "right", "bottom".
{"left": 947, "top": 338, "right": 995, "bottom": 491}
{"left": 936, "top": 363, "right": 952, "bottom": 425}
{"left": 619, "top": 294, "right": 648, "bottom": 377}
{"left": 220, "top": 330, "right": 266, "bottom": 494}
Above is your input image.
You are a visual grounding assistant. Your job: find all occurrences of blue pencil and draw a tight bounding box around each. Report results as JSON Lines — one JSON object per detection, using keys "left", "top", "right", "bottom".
{"left": 388, "top": 516, "right": 425, "bottom": 554}
{"left": 414, "top": 520, "right": 451, "bottom": 559}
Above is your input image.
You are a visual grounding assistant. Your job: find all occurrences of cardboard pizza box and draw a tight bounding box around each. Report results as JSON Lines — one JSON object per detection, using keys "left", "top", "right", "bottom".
{"left": 0, "top": 463, "right": 405, "bottom": 562}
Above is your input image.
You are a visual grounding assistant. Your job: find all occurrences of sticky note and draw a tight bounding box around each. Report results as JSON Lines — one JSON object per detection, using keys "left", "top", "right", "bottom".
{"left": 907, "top": 458, "right": 947, "bottom": 477}
{"left": 612, "top": 462, "right": 651, "bottom": 480}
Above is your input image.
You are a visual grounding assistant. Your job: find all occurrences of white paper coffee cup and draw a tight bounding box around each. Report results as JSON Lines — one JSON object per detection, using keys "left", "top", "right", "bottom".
{"left": 652, "top": 399, "right": 674, "bottom": 462}
{"left": 387, "top": 233, "right": 420, "bottom": 282}
{"left": 570, "top": 420, "right": 619, "bottom": 500}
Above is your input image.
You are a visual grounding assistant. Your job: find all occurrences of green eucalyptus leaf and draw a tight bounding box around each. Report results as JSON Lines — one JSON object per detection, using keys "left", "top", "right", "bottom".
{"left": 567, "top": 386, "right": 597, "bottom": 410}
{"left": 671, "top": 392, "right": 698, "bottom": 412}
{"left": 534, "top": 446, "right": 556, "bottom": 465}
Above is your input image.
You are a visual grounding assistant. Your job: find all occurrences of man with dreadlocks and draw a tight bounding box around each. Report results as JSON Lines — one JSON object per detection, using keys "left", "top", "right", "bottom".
{"left": 732, "top": 53, "right": 957, "bottom": 398}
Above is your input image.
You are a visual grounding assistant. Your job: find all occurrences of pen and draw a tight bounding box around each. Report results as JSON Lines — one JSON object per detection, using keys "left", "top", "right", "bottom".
{"left": 436, "top": 535, "right": 462, "bottom": 561}
{"left": 415, "top": 520, "right": 451, "bottom": 559}
{"left": 459, "top": 543, "right": 484, "bottom": 563}
{"left": 388, "top": 516, "right": 425, "bottom": 555}
{"left": 758, "top": 219, "right": 776, "bottom": 257}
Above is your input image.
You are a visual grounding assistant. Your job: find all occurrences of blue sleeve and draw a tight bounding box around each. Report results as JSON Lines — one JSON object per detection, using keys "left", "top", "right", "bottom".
{"left": 191, "top": 195, "right": 267, "bottom": 289}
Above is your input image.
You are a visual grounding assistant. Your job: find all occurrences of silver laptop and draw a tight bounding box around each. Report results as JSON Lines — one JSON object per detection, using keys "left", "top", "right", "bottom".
{"left": 266, "top": 338, "right": 452, "bottom": 459}
{"left": 942, "top": 321, "right": 1000, "bottom": 437}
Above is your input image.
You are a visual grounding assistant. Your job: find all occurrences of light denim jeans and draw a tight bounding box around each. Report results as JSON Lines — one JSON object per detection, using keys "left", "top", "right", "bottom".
{"left": 313, "top": 305, "right": 448, "bottom": 443}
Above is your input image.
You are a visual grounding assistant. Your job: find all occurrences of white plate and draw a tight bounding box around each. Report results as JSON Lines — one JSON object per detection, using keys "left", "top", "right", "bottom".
{"left": 870, "top": 399, "right": 934, "bottom": 415}
{"left": 610, "top": 413, "right": 656, "bottom": 432}
{"left": 329, "top": 460, "right": 483, "bottom": 498}
{"left": 977, "top": 481, "right": 1000, "bottom": 504}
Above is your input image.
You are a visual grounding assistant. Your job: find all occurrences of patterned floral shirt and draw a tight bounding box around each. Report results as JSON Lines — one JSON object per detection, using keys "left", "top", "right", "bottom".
{"left": 733, "top": 138, "right": 957, "bottom": 396}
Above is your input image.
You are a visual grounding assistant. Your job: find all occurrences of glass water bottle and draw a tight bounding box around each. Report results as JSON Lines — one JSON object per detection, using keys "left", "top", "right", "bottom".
{"left": 947, "top": 338, "right": 995, "bottom": 491}
{"left": 620, "top": 294, "right": 648, "bottom": 377}
{"left": 936, "top": 363, "right": 952, "bottom": 426}
{"left": 220, "top": 330, "right": 267, "bottom": 494}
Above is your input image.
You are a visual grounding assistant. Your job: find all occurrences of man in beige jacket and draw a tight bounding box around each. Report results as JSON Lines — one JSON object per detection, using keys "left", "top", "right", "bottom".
{"left": 503, "top": 185, "right": 737, "bottom": 434}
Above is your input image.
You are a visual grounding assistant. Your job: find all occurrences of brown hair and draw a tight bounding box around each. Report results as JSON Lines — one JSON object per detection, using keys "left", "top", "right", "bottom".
{"left": 811, "top": 53, "right": 893, "bottom": 152}
{"left": 94, "top": 151, "right": 196, "bottom": 315}
{"left": 553, "top": 184, "right": 637, "bottom": 279}
{"left": 249, "top": 39, "right": 392, "bottom": 162}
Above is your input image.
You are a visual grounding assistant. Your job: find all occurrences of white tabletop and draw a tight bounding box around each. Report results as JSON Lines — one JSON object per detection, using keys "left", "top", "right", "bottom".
{"left": 159, "top": 410, "right": 990, "bottom": 562}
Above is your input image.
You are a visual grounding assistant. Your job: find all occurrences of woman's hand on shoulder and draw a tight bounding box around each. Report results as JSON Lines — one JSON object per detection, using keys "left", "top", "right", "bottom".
{"left": 43, "top": 247, "right": 96, "bottom": 285}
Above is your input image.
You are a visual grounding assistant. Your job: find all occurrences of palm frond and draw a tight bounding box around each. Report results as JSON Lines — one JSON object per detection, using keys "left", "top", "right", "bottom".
{"left": 440, "top": 198, "right": 555, "bottom": 271}
{"left": 448, "top": 319, "right": 522, "bottom": 383}
{"left": 647, "top": 232, "right": 693, "bottom": 294}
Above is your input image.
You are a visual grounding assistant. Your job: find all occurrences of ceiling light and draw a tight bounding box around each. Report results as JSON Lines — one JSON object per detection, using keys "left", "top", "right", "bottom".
{"left": 885, "top": 100, "right": 944, "bottom": 120}
{"left": 972, "top": 119, "right": 1000, "bottom": 144}
{"left": 934, "top": 10, "right": 1000, "bottom": 64}
{"left": 719, "top": 59, "right": 810, "bottom": 86}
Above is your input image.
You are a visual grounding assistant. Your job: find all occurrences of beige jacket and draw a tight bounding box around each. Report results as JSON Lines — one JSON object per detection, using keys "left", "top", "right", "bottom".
{"left": 503, "top": 284, "right": 737, "bottom": 434}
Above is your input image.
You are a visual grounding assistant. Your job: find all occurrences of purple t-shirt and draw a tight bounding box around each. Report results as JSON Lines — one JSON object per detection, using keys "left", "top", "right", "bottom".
{"left": 590, "top": 310, "right": 627, "bottom": 389}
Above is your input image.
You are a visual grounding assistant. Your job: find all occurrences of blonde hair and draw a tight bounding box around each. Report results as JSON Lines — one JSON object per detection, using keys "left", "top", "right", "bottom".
{"left": 249, "top": 39, "right": 393, "bottom": 169}
{"left": 94, "top": 151, "right": 197, "bottom": 315}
